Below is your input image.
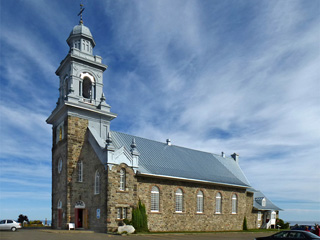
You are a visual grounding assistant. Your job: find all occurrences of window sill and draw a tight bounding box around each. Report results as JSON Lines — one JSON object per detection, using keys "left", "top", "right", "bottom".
{"left": 150, "top": 211, "right": 161, "bottom": 214}
{"left": 174, "top": 212, "right": 185, "bottom": 214}
{"left": 116, "top": 190, "right": 129, "bottom": 193}
{"left": 196, "top": 212, "right": 205, "bottom": 215}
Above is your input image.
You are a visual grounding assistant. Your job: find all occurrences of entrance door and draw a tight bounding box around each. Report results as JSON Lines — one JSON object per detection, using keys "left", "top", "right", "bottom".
{"left": 76, "top": 209, "right": 83, "bottom": 228}
{"left": 58, "top": 209, "right": 62, "bottom": 228}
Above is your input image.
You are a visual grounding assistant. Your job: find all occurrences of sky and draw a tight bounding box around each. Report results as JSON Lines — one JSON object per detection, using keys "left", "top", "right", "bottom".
{"left": 0, "top": 0, "right": 319, "bottom": 223}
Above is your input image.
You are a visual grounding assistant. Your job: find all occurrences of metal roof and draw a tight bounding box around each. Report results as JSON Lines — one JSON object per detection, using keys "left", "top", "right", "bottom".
{"left": 111, "top": 131, "right": 251, "bottom": 188}
{"left": 252, "top": 189, "right": 283, "bottom": 211}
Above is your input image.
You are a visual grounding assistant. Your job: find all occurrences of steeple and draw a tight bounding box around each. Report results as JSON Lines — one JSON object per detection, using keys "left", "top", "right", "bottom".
{"left": 47, "top": 12, "right": 117, "bottom": 141}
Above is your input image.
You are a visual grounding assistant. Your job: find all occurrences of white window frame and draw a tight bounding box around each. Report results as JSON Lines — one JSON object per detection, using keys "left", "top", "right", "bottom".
{"left": 262, "top": 198, "right": 266, "bottom": 207}
{"left": 175, "top": 189, "right": 183, "bottom": 213}
{"left": 94, "top": 170, "right": 100, "bottom": 194}
{"left": 258, "top": 211, "right": 262, "bottom": 221}
{"left": 215, "top": 192, "right": 222, "bottom": 214}
{"left": 151, "top": 186, "right": 160, "bottom": 212}
{"left": 116, "top": 207, "right": 127, "bottom": 220}
{"left": 120, "top": 168, "right": 126, "bottom": 191}
{"left": 197, "top": 190, "right": 204, "bottom": 213}
{"left": 232, "top": 194, "right": 237, "bottom": 214}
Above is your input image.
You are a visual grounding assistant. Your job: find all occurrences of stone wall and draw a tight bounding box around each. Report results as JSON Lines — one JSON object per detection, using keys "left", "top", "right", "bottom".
{"left": 70, "top": 135, "right": 108, "bottom": 232}
{"left": 51, "top": 119, "right": 68, "bottom": 229}
{"left": 136, "top": 176, "right": 253, "bottom": 232}
{"left": 106, "top": 164, "right": 138, "bottom": 232}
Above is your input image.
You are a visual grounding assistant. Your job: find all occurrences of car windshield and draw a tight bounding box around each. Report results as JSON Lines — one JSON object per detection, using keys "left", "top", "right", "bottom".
{"left": 304, "top": 231, "right": 320, "bottom": 238}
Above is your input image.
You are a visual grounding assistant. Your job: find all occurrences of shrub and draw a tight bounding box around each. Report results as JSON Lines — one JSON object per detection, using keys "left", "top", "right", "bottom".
{"left": 276, "top": 218, "right": 290, "bottom": 229}
{"left": 243, "top": 216, "right": 248, "bottom": 230}
{"left": 132, "top": 200, "right": 149, "bottom": 232}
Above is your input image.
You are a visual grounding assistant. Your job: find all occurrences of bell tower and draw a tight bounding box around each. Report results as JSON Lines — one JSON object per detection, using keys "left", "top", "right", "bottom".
{"left": 46, "top": 7, "right": 116, "bottom": 228}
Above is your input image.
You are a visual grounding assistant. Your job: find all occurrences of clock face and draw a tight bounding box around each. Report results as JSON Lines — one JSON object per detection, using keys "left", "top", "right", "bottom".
{"left": 58, "top": 159, "right": 62, "bottom": 173}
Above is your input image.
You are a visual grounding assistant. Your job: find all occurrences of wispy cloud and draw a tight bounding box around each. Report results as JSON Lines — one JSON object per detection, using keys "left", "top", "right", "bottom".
{"left": 0, "top": 0, "right": 319, "bottom": 221}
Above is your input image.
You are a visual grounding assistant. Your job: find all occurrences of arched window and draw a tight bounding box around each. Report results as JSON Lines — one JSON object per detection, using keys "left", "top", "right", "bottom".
{"left": 95, "top": 170, "right": 100, "bottom": 194}
{"left": 232, "top": 194, "right": 237, "bottom": 214}
{"left": 82, "top": 77, "right": 92, "bottom": 99}
{"left": 63, "top": 75, "right": 68, "bottom": 99}
{"left": 197, "top": 190, "right": 204, "bottom": 213}
{"left": 151, "top": 186, "right": 160, "bottom": 212}
{"left": 120, "top": 168, "right": 126, "bottom": 191}
{"left": 175, "top": 188, "right": 183, "bottom": 212}
{"left": 57, "top": 200, "right": 62, "bottom": 209}
{"left": 215, "top": 192, "right": 222, "bottom": 214}
{"left": 78, "top": 161, "right": 83, "bottom": 182}
{"left": 262, "top": 198, "right": 266, "bottom": 207}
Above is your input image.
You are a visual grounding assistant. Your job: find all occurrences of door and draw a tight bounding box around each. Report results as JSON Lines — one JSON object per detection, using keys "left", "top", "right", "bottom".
{"left": 76, "top": 209, "right": 83, "bottom": 228}
{"left": 58, "top": 209, "right": 62, "bottom": 228}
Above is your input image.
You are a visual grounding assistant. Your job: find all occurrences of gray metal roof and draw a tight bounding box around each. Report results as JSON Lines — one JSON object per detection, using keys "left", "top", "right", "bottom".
{"left": 111, "top": 131, "right": 251, "bottom": 188}
{"left": 252, "top": 189, "right": 283, "bottom": 211}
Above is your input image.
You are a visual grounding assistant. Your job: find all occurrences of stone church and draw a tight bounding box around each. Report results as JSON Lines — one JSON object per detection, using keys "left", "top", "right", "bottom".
{"left": 46, "top": 19, "right": 281, "bottom": 232}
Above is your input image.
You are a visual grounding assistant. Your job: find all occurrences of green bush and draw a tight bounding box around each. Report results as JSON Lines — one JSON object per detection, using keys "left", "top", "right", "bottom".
{"left": 276, "top": 218, "right": 290, "bottom": 229}
{"left": 243, "top": 216, "right": 248, "bottom": 230}
{"left": 30, "top": 220, "right": 43, "bottom": 225}
{"left": 123, "top": 218, "right": 132, "bottom": 225}
{"left": 132, "top": 200, "right": 149, "bottom": 232}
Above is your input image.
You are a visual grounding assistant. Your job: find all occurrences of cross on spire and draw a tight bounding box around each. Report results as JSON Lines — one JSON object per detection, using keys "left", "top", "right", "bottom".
{"left": 78, "top": 2, "right": 85, "bottom": 24}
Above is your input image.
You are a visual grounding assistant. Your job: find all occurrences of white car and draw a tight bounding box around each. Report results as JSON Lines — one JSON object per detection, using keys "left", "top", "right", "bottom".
{"left": 0, "top": 219, "right": 22, "bottom": 231}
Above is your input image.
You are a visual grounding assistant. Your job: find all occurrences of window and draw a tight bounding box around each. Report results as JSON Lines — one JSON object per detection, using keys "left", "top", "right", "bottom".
{"left": 58, "top": 158, "right": 62, "bottom": 174}
{"left": 56, "top": 121, "right": 64, "bottom": 143}
{"left": 197, "top": 190, "right": 204, "bottom": 213}
{"left": 78, "top": 161, "right": 83, "bottom": 182}
{"left": 116, "top": 207, "right": 127, "bottom": 220}
{"left": 63, "top": 75, "right": 68, "bottom": 99}
{"left": 232, "top": 194, "right": 237, "bottom": 214}
{"left": 57, "top": 200, "right": 62, "bottom": 209}
{"left": 120, "top": 168, "right": 126, "bottom": 191}
{"left": 95, "top": 170, "right": 100, "bottom": 194}
{"left": 175, "top": 188, "right": 183, "bottom": 212}
{"left": 151, "top": 186, "right": 160, "bottom": 212}
{"left": 215, "top": 192, "right": 222, "bottom": 214}
{"left": 82, "top": 77, "right": 92, "bottom": 99}
{"left": 262, "top": 198, "right": 266, "bottom": 207}
{"left": 258, "top": 211, "right": 262, "bottom": 221}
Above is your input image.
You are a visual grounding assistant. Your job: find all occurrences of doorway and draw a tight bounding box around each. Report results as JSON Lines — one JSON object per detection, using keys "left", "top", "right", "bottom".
{"left": 75, "top": 209, "right": 83, "bottom": 228}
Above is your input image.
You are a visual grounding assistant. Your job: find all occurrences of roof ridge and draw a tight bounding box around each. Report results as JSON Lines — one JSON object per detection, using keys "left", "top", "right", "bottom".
{"left": 111, "top": 130, "right": 234, "bottom": 159}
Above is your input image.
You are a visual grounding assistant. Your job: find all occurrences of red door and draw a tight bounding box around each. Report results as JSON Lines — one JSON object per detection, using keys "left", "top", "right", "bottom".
{"left": 58, "top": 209, "right": 62, "bottom": 228}
{"left": 75, "top": 209, "right": 83, "bottom": 228}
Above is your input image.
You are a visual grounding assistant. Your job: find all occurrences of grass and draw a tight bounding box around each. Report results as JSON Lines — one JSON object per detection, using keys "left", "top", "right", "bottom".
{"left": 133, "top": 229, "right": 281, "bottom": 234}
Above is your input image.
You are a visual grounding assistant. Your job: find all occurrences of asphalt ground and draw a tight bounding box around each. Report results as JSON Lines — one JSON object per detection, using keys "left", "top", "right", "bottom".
{"left": 0, "top": 229, "right": 274, "bottom": 240}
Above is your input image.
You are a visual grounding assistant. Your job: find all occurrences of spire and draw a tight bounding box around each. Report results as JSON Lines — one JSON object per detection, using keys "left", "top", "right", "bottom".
{"left": 78, "top": 2, "right": 85, "bottom": 24}
{"left": 130, "top": 138, "right": 140, "bottom": 156}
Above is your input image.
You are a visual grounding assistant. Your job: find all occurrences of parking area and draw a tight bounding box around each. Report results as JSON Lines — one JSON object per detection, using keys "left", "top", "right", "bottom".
{"left": 0, "top": 229, "right": 274, "bottom": 240}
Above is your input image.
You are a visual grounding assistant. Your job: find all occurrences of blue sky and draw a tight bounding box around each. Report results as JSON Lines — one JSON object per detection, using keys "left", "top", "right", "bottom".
{"left": 0, "top": 0, "right": 319, "bottom": 222}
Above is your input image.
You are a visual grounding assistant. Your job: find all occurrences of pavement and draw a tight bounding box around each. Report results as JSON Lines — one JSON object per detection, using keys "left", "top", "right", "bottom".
{"left": 0, "top": 229, "right": 274, "bottom": 240}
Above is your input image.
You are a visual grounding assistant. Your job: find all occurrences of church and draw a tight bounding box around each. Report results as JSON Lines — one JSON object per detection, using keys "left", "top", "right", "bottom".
{"left": 46, "top": 16, "right": 281, "bottom": 232}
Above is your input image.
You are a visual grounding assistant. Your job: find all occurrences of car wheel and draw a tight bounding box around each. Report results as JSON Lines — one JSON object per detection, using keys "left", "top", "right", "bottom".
{"left": 11, "top": 227, "right": 17, "bottom": 232}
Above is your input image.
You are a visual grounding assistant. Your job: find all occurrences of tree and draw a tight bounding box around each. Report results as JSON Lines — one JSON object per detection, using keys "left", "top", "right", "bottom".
{"left": 132, "top": 200, "right": 149, "bottom": 232}
{"left": 276, "top": 218, "right": 290, "bottom": 229}
{"left": 17, "top": 214, "right": 29, "bottom": 224}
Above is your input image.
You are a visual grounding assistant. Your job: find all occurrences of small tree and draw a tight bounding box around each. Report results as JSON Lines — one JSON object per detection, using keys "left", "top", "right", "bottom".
{"left": 132, "top": 200, "right": 149, "bottom": 232}
{"left": 276, "top": 218, "right": 290, "bottom": 229}
{"left": 17, "top": 214, "right": 29, "bottom": 225}
{"left": 243, "top": 216, "right": 248, "bottom": 230}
